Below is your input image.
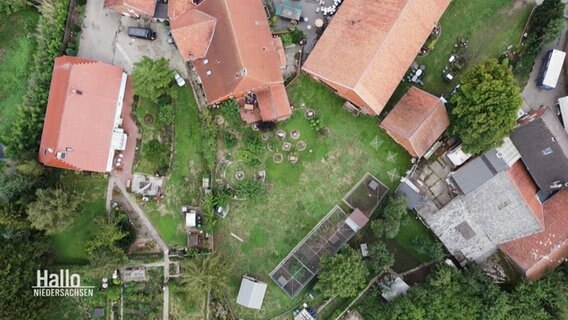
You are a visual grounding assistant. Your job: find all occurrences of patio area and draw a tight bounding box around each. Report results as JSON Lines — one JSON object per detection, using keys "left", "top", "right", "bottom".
{"left": 112, "top": 79, "right": 140, "bottom": 186}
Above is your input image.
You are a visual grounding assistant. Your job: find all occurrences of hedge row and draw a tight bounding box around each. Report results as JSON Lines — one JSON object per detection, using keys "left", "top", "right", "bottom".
{"left": 2, "top": 0, "right": 70, "bottom": 159}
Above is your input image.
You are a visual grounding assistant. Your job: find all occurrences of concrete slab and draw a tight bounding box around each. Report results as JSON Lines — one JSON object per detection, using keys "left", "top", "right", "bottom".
{"left": 424, "top": 174, "right": 439, "bottom": 188}
{"left": 437, "top": 192, "right": 453, "bottom": 206}
{"left": 430, "top": 179, "right": 448, "bottom": 198}
{"left": 78, "top": 0, "right": 187, "bottom": 77}
{"left": 429, "top": 161, "right": 446, "bottom": 179}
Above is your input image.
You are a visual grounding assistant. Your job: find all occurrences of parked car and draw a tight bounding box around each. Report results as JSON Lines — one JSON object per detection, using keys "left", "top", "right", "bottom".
{"left": 127, "top": 27, "right": 156, "bottom": 40}
{"left": 174, "top": 72, "right": 186, "bottom": 87}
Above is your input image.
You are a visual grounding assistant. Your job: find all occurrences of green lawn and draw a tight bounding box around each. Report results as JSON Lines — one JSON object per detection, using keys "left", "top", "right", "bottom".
{"left": 0, "top": 9, "right": 38, "bottom": 133}
{"left": 388, "top": 0, "right": 532, "bottom": 105}
{"left": 140, "top": 86, "right": 204, "bottom": 247}
{"left": 133, "top": 98, "right": 163, "bottom": 174}
{"left": 52, "top": 172, "right": 108, "bottom": 264}
{"left": 216, "top": 75, "right": 412, "bottom": 318}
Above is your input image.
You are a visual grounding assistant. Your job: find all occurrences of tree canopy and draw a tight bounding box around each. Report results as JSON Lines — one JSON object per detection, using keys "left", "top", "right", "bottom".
{"left": 132, "top": 57, "right": 172, "bottom": 102}
{"left": 367, "top": 241, "right": 395, "bottom": 275}
{"left": 358, "top": 264, "right": 568, "bottom": 320}
{"left": 371, "top": 195, "right": 408, "bottom": 239}
{"left": 26, "top": 188, "right": 82, "bottom": 234}
{"left": 315, "top": 248, "right": 369, "bottom": 298}
{"left": 450, "top": 59, "right": 522, "bottom": 154}
{"left": 179, "top": 253, "right": 231, "bottom": 299}
{"left": 0, "top": 236, "right": 55, "bottom": 320}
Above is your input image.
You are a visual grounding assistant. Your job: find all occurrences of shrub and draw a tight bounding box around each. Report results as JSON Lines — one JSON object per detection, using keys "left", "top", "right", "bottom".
{"left": 65, "top": 47, "right": 76, "bottom": 56}
{"left": 290, "top": 28, "right": 304, "bottom": 44}
{"left": 243, "top": 130, "right": 263, "bottom": 154}
{"left": 223, "top": 131, "right": 238, "bottom": 149}
{"left": 199, "top": 110, "right": 218, "bottom": 171}
{"left": 158, "top": 104, "right": 175, "bottom": 125}
{"left": 235, "top": 179, "right": 264, "bottom": 200}
{"left": 144, "top": 139, "right": 169, "bottom": 174}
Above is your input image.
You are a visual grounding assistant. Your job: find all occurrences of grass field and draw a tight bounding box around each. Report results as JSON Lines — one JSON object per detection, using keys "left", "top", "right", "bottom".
{"left": 52, "top": 172, "right": 108, "bottom": 264}
{"left": 0, "top": 9, "right": 38, "bottom": 133}
{"left": 215, "top": 75, "right": 412, "bottom": 318}
{"left": 140, "top": 86, "right": 205, "bottom": 247}
{"left": 386, "top": 0, "right": 533, "bottom": 108}
{"left": 133, "top": 98, "right": 163, "bottom": 174}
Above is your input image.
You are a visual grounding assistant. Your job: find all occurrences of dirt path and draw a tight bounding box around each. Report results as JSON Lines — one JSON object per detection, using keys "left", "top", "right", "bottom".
{"left": 109, "top": 176, "right": 171, "bottom": 320}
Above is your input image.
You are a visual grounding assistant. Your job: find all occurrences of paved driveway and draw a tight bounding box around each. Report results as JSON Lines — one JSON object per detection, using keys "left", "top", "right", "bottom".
{"left": 78, "top": 0, "right": 188, "bottom": 77}
{"left": 521, "top": 5, "right": 568, "bottom": 112}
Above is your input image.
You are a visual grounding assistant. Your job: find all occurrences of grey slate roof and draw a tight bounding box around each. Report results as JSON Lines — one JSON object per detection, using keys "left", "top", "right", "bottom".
{"left": 511, "top": 107, "right": 568, "bottom": 193}
{"left": 236, "top": 277, "right": 267, "bottom": 310}
{"left": 418, "top": 170, "right": 543, "bottom": 262}
{"left": 396, "top": 180, "right": 424, "bottom": 209}
{"left": 449, "top": 150, "right": 508, "bottom": 195}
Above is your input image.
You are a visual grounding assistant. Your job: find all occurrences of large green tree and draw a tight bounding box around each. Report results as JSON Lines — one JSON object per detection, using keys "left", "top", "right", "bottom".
{"left": 179, "top": 253, "right": 231, "bottom": 299}
{"left": 132, "top": 57, "right": 172, "bottom": 102}
{"left": 367, "top": 241, "right": 395, "bottom": 275}
{"left": 358, "top": 264, "right": 568, "bottom": 320}
{"left": 450, "top": 59, "right": 522, "bottom": 154}
{"left": 371, "top": 195, "right": 408, "bottom": 239}
{"left": 26, "top": 188, "right": 82, "bottom": 234}
{"left": 0, "top": 236, "right": 55, "bottom": 320}
{"left": 316, "top": 248, "right": 369, "bottom": 298}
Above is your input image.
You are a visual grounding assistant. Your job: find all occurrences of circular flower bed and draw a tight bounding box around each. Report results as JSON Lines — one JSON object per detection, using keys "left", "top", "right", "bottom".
{"left": 144, "top": 114, "right": 154, "bottom": 124}
{"left": 276, "top": 130, "right": 286, "bottom": 139}
{"left": 235, "top": 171, "right": 245, "bottom": 181}
{"left": 290, "top": 129, "right": 300, "bottom": 140}
{"left": 297, "top": 141, "right": 307, "bottom": 151}
{"left": 261, "top": 132, "right": 270, "bottom": 141}
{"left": 273, "top": 153, "right": 284, "bottom": 164}
{"left": 305, "top": 109, "right": 315, "bottom": 119}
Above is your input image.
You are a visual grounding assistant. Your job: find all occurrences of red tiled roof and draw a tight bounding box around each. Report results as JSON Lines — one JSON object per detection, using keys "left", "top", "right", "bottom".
{"left": 257, "top": 84, "right": 292, "bottom": 122}
{"left": 104, "top": 0, "right": 157, "bottom": 17}
{"left": 170, "top": 8, "right": 216, "bottom": 60}
{"left": 273, "top": 36, "right": 287, "bottom": 68}
{"left": 380, "top": 87, "right": 449, "bottom": 157}
{"left": 39, "top": 56, "right": 126, "bottom": 173}
{"left": 500, "top": 189, "right": 568, "bottom": 281}
{"left": 507, "top": 161, "right": 545, "bottom": 227}
{"left": 169, "top": 0, "right": 291, "bottom": 122}
{"left": 303, "top": 0, "right": 451, "bottom": 115}
{"left": 168, "top": 0, "right": 195, "bottom": 19}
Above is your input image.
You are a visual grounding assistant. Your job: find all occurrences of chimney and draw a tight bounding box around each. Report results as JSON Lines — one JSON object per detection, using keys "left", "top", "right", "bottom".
{"left": 72, "top": 89, "right": 83, "bottom": 95}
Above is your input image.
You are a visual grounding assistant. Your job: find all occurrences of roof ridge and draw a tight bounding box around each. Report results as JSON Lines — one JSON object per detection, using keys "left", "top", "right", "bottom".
{"left": 221, "top": 0, "right": 245, "bottom": 80}
{"left": 353, "top": 0, "right": 413, "bottom": 91}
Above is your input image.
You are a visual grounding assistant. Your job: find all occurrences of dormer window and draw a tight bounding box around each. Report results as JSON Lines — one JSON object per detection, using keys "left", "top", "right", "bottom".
{"left": 206, "top": 70, "right": 212, "bottom": 76}
{"left": 56, "top": 152, "right": 66, "bottom": 160}
{"left": 203, "top": 59, "right": 209, "bottom": 65}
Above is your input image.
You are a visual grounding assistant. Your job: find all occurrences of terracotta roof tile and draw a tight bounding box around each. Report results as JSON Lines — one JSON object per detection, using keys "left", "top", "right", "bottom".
{"left": 104, "top": 0, "right": 157, "bottom": 17}
{"left": 170, "top": 9, "right": 216, "bottom": 60}
{"left": 500, "top": 189, "right": 568, "bottom": 280}
{"left": 169, "top": 0, "right": 291, "bottom": 122}
{"left": 507, "top": 161, "right": 545, "bottom": 227}
{"left": 380, "top": 87, "right": 449, "bottom": 157}
{"left": 257, "top": 84, "right": 292, "bottom": 122}
{"left": 39, "top": 56, "right": 126, "bottom": 172}
{"left": 303, "top": 0, "right": 450, "bottom": 115}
